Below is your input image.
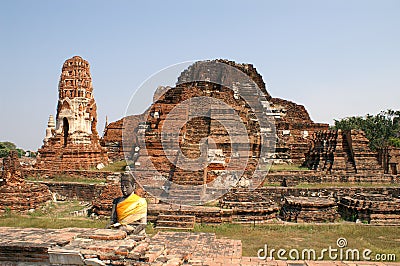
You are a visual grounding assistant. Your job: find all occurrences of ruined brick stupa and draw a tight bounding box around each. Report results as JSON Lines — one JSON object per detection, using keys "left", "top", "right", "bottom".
{"left": 0, "top": 151, "right": 52, "bottom": 213}
{"left": 36, "top": 56, "right": 108, "bottom": 170}
{"left": 103, "top": 59, "right": 329, "bottom": 165}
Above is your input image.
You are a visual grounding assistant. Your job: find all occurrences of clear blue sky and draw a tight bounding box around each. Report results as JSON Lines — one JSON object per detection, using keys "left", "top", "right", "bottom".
{"left": 1, "top": 0, "right": 399, "bottom": 151}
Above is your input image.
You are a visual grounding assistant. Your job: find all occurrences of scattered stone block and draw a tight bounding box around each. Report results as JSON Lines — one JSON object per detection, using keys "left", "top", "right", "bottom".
{"left": 48, "top": 249, "right": 85, "bottom": 265}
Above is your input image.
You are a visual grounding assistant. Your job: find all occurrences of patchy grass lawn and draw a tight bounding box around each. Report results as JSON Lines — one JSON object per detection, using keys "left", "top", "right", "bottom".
{"left": 147, "top": 223, "right": 399, "bottom": 261}
{"left": 26, "top": 175, "right": 106, "bottom": 184}
{"left": 0, "top": 201, "right": 108, "bottom": 229}
{"left": 269, "top": 164, "right": 310, "bottom": 172}
{"left": 97, "top": 160, "right": 127, "bottom": 172}
{"left": 192, "top": 223, "right": 400, "bottom": 260}
{"left": 294, "top": 182, "right": 400, "bottom": 188}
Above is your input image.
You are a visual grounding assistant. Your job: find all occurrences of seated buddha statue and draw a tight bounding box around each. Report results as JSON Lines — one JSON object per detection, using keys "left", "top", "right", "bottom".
{"left": 108, "top": 173, "right": 147, "bottom": 235}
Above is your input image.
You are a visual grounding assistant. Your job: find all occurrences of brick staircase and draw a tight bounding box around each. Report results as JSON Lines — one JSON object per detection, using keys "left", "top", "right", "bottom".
{"left": 155, "top": 214, "right": 196, "bottom": 230}
{"left": 166, "top": 185, "right": 203, "bottom": 205}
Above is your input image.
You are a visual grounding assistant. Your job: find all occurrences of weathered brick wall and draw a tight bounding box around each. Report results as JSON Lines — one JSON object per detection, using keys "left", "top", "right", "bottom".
{"left": 101, "top": 59, "right": 331, "bottom": 170}
{"left": 264, "top": 171, "right": 400, "bottom": 186}
{"left": 148, "top": 204, "right": 233, "bottom": 224}
{"left": 280, "top": 196, "right": 340, "bottom": 223}
{"left": 338, "top": 193, "right": 400, "bottom": 224}
{"left": 304, "top": 130, "right": 385, "bottom": 174}
{"left": 23, "top": 169, "right": 114, "bottom": 180}
{"left": 222, "top": 187, "right": 400, "bottom": 206}
{"left": 101, "top": 113, "right": 147, "bottom": 162}
{"left": 177, "top": 59, "right": 271, "bottom": 99}
{"left": 389, "top": 148, "right": 400, "bottom": 174}
{"left": 270, "top": 98, "right": 329, "bottom": 165}
{"left": 35, "top": 181, "right": 105, "bottom": 202}
{"left": 1, "top": 151, "right": 52, "bottom": 213}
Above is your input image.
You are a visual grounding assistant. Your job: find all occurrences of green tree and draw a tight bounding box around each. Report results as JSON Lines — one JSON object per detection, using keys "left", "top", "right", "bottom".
{"left": 334, "top": 110, "right": 400, "bottom": 151}
{"left": 0, "top": 142, "right": 16, "bottom": 150}
{"left": 0, "top": 141, "right": 25, "bottom": 158}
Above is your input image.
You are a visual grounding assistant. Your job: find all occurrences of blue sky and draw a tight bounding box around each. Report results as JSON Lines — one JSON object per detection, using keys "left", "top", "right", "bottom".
{"left": 0, "top": 0, "right": 399, "bottom": 150}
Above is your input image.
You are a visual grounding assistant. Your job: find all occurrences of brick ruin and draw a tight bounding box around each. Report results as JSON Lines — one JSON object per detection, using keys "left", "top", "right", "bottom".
{"left": 36, "top": 56, "right": 108, "bottom": 170}
{"left": 378, "top": 146, "right": 400, "bottom": 175}
{"left": 0, "top": 151, "right": 51, "bottom": 213}
{"left": 29, "top": 176, "right": 399, "bottom": 227}
{"left": 135, "top": 82, "right": 264, "bottom": 185}
{"left": 269, "top": 98, "right": 329, "bottom": 164}
{"left": 339, "top": 192, "right": 400, "bottom": 224}
{"left": 102, "top": 59, "right": 329, "bottom": 167}
{"left": 101, "top": 60, "right": 331, "bottom": 204}
{"left": 303, "top": 129, "right": 384, "bottom": 174}
{"left": 2, "top": 57, "right": 400, "bottom": 265}
{"left": 280, "top": 196, "right": 340, "bottom": 223}
{"left": 91, "top": 173, "right": 123, "bottom": 217}
{"left": 388, "top": 147, "right": 400, "bottom": 174}
{"left": 0, "top": 227, "right": 249, "bottom": 266}
{"left": 2, "top": 228, "right": 396, "bottom": 265}
{"left": 2, "top": 57, "right": 397, "bottom": 224}
{"left": 97, "top": 59, "right": 399, "bottom": 224}
{"left": 219, "top": 190, "right": 280, "bottom": 223}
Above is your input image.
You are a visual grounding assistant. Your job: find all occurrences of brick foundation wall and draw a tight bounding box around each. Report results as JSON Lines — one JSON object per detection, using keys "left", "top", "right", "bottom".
{"left": 34, "top": 181, "right": 105, "bottom": 202}
{"left": 23, "top": 169, "right": 114, "bottom": 180}
{"left": 222, "top": 187, "right": 400, "bottom": 205}
{"left": 264, "top": 172, "right": 400, "bottom": 186}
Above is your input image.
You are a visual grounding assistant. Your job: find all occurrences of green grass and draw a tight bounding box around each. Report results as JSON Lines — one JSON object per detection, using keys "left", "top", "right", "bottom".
{"left": 26, "top": 175, "right": 105, "bottom": 184}
{"left": 263, "top": 182, "right": 283, "bottom": 187}
{"left": 97, "top": 160, "right": 127, "bottom": 172}
{"left": 0, "top": 215, "right": 107, "bottom": 229}
{"left": 294, "top": 182, "right": 400, "bottom": 189}
{"left": 0, "top": 201, "right": 108, "bottom": 229}
{"left": 191, "top": 223, "right": 399, "bottom": 261}
{"left": 269, "top": 164, "right": 310, "bottom": 172}
{"left": 144, "top": 222, "right": 399, "bottom": 261}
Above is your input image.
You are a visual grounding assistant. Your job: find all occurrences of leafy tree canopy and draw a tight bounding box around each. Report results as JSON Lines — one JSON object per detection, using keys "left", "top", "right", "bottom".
{"left": 333, "top": 110, "right": 400, "bottom": 151}
{"left": 0, "top": 141, "right": 25, "bottom": 158}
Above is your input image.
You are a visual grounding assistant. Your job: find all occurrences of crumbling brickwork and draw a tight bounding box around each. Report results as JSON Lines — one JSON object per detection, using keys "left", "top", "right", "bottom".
{"left": 102, "top": 59, "right": 329, "bottom": 177}
{"left": 388, "top": 147, "right": 400, "bottom": 174}
{"left": 101, "top": 113, "right": 147, "bottom": 162}
{"left": 280, "top": 196, "right": 340, "bottom": 223}
{"left": 339, "top": 193, "right": 400, "bottom": 224}
{"left": 378, "top": 146, "right": 400, "bottom": 175}
{"left": 0, "top": 151, "right": 52, "bottom": 213}
{"left": 219, "top": 188, "right": 280, "bottom": 223}
{"left": 36, "top": 56, "right": 108, "bottom": 170}
{"left": 132, "top": 81, "right": 263, "bottom": 187}
{"left": 304, "top": 129, "right": 384, "bottom": 174}
{"left": 270, "top": 98, "right": 329, "bottom": 164}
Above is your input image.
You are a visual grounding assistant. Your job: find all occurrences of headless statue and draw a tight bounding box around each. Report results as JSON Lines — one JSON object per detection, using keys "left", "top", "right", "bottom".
{"left": 108, "top": 173, "right": 147, "bottom": 235}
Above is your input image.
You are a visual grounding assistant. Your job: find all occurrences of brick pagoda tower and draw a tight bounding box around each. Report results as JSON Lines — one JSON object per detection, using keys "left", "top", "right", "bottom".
{"left": 36, "top": 56, "right": 108, "bottom": 170}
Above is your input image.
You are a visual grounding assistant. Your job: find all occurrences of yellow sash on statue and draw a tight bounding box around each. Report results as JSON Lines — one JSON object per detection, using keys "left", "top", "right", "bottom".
{"left": 116, "top": 193, "right": 147, "bottom": 225}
